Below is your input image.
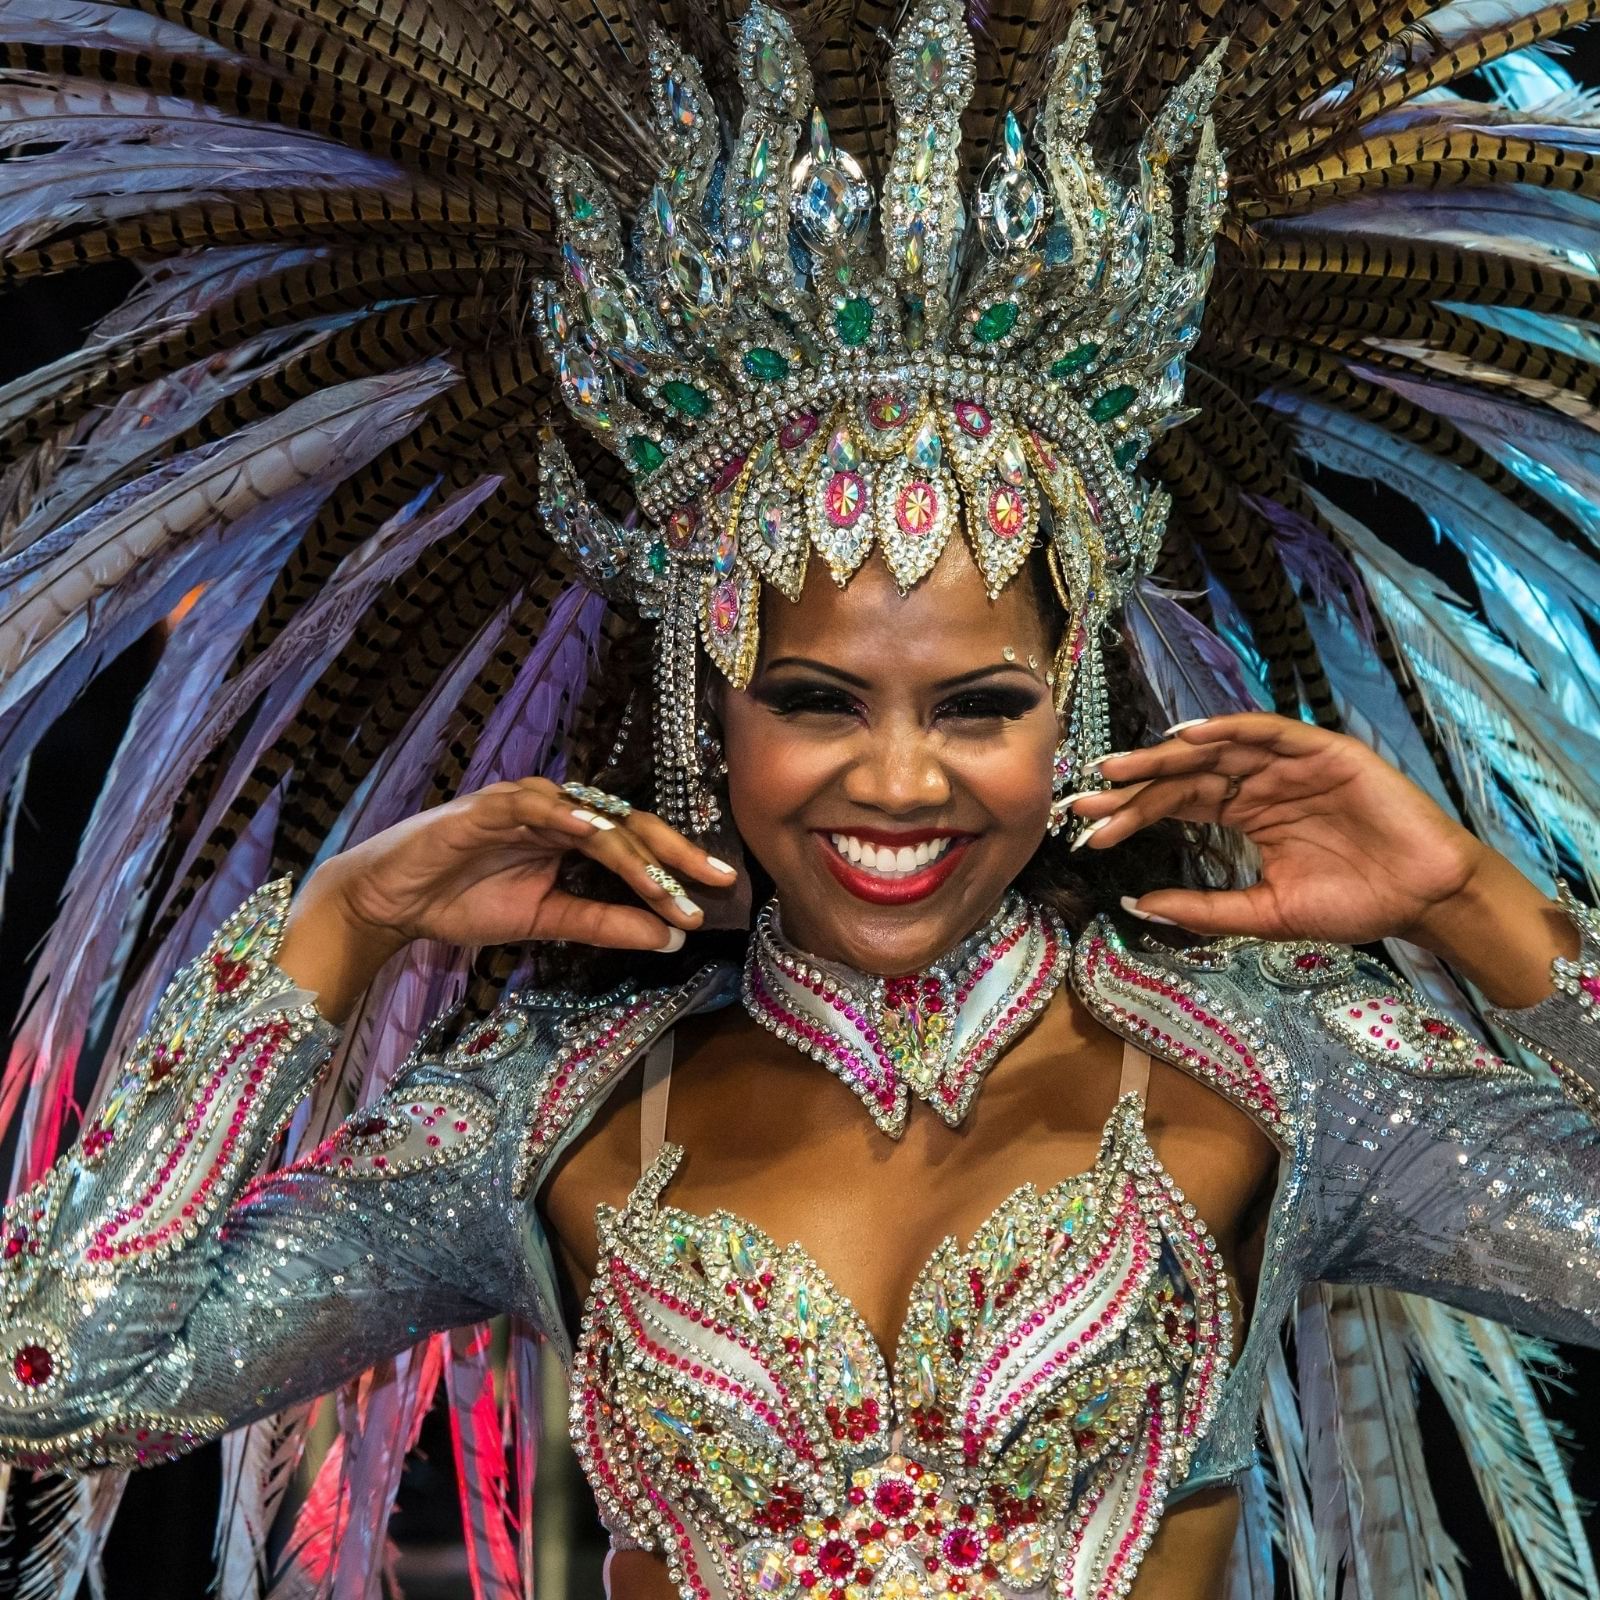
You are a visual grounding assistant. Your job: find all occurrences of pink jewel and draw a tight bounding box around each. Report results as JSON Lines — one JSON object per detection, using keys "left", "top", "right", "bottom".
{"left": 896, "top": 480, "right": 939, "bottom": 536}
{"left": 987, "top": 484, "right": 1024, "bottom": 538}
{"left": 710, "top": 580, "right": 741, "bottom": 636}
{"left": 665, "top": 505, "right": 699, "bottom": 550}
{"left": 1028, "top": 430, "right": 1058, "bottom": 472}
{"left": 710, "top": 454, "right": 746, "bottom": 493}
{"left": 954, "top": 400, "right": 991, "bottom": 437}
{"left": 1582, "top": 974, "right": 1600, "bottom": 1003}
{"left": 1292, "top": 951, "right": 1332, "bottom": 971}
{"left": 823, "top": 471, "right": 865, "bottom": 528}
{"left": 779, "top": 412, "right": 818, "bottom": 450}
{"left": 13, "top": 1343, "right": 53, "bottom": 1387}
{"left": 866, "top": 392, "right": 908, "bottom": 430}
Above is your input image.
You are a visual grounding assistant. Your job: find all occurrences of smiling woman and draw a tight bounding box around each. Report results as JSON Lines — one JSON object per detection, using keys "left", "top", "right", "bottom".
{"left": 4, "top": 0, "right": 1600, "bottom": 1597}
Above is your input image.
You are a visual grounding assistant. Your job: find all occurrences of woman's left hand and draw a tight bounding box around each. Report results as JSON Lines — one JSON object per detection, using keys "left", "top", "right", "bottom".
{"left": 1070, "top": 714, "right": 1574, "bottom": 998}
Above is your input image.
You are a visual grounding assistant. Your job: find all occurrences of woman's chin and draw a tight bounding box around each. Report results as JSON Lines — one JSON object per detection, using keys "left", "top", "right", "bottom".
{"left": 776, "top": 838, "right": 1012, "bottom": 972}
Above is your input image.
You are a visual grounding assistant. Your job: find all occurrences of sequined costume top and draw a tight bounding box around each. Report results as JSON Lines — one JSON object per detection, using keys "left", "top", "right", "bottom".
{"left": 4, "top": 878, "right": 1600, "bottom": 1600}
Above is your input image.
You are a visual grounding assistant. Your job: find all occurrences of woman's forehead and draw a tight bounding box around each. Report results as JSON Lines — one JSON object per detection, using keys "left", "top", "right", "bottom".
{"left": 756, "top": 542, "right": 1051, "bottom": 670}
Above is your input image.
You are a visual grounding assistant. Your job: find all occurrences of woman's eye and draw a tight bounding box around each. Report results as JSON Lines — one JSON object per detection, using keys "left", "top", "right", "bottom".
{"left": 763, "top": 686, "right": 861, "bottom": 717}
{"left": 938, "top": 690, "right": 1038, "bottom": 721}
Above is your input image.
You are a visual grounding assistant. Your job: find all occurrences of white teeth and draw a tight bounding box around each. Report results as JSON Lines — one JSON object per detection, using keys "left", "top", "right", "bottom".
{"left": 827, "top": 833, "right": 955, "bottom": 879}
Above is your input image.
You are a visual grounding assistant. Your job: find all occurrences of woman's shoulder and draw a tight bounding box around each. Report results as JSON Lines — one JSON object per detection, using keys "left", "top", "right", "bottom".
{"left": 1071, "top": 912, "right": 1524, "bottom": 1145}
{"left": 428, "top": 959, "right": 739, "bottom": 1197}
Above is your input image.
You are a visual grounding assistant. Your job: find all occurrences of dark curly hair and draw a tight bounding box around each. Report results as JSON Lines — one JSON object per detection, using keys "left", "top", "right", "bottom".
{"left": 533, "top": 545, "right": 1237, "bottom": 993}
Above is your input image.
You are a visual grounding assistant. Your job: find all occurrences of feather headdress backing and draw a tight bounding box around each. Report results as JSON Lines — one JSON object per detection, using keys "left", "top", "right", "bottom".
{"left": 2, "top": 0, "right": 1600, "bottom": 1593}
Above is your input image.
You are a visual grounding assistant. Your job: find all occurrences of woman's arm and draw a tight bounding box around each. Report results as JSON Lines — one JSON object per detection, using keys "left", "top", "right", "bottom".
{"left": 1298, "top": 897, "right": 1600, "bottom": 1344}
{"left": 0, "top": 880, "right": 552, "bottom": 1469}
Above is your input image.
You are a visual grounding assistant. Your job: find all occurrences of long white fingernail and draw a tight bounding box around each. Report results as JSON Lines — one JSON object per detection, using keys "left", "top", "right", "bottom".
{"left": 1120, "top": 895, "right": 1178, "bottom": 926}
{"left": 1084, "top": 749, "right": 1133, "bottom": 770}
{"left": 571, "top": 809, "right": 617, "bottom": 831}
{"left": 671, "top": 893, "right": 703, "bottom": 919}
{"left": 1164, "top": 718, "right": 1211, "bottom": 734}
{"left": 1070, "top": 817, "right": 1111, "bottom": 851}
{"left": 1056, "top": 789, "right": 1099, "bottom": 807}
{"left": 656, "top": 927, "right": 686, "bottom": 952}
{"left": 705, "top": 856, "right": 737, "bottom": 877}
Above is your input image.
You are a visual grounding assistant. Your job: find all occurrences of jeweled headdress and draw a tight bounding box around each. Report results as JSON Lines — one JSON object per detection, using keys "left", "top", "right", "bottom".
{"left": 534, "top": 0, "right": 1225, "bottom": 829}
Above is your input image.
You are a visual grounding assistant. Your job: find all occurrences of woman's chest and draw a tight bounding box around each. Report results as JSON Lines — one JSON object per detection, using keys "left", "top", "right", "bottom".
{"left": 546, "top": 1010, "right": 1277, "bottom": 1600}
{"left": 539, "top": 1010, "right": 1276, "bottom": 1351}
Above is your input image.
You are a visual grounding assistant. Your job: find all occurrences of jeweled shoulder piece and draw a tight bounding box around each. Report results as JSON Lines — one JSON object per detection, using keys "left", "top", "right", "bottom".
{"left": 532, "top": 0, "right": 1227, "bottom": 829}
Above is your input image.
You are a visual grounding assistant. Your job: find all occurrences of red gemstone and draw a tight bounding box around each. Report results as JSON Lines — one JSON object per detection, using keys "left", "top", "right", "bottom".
{"left": 816, "top": 1538, "right": 855, "bottom": 1579}
{"left": 873, "top": 1479, "right": 915, "bottom": 1519}
{"left": 211, "top": 955, "right": 250, "bottom": 994}
{"left": 942, "top": 1527, "right": 983, "bottom": 1569}
{"left": 13, "top": 1343, "right": 53, "bottom": 1387}
{"left": 350, "top": 1115, "right": 389, "bottom": 1139}
{"left": 1292, "top": 951, "right": 1332, "bottom": 972}
{"left": 3, "top": 1229, "right": 25, "bottom": 1260}
{"left": 1419, "top": 1018, "right": 1453, "bottom": 1037}
{"left": 465, "top": 1028, "right": 501, "bottom": 1056}
{"left": 1580, "top": 974, "right": 1600, "bottom": 1003}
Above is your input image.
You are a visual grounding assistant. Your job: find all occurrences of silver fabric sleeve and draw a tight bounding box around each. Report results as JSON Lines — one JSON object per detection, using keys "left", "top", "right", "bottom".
{"left": 0, "top": 882, "right": 554, "bottom": 1471}
{"left": 1483, "top": 880, "right": 1600, "bottom": 1112}
{"left": 1310, "top": 890, "right": 1600, "bottom": 1345}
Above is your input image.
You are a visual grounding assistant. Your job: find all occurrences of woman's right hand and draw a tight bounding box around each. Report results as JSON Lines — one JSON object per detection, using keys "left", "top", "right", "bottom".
{"left": 277, "top": 778, "right": 738, "bottom": 1023}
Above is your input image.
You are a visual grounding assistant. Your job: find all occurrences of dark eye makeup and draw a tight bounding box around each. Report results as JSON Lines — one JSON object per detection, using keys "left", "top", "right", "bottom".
{"left": 752, "top": 678, "right": 1042, "bottom": 722}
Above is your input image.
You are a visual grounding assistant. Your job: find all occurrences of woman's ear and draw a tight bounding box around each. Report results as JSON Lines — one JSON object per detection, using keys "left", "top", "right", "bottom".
{"left": 696, "top": 682, "right": 752, "bottom": 929}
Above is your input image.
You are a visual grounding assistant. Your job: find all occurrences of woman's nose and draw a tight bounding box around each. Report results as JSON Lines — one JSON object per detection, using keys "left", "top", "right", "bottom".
{"left": 840, "top": 725, "right": 952, "bottom": 812}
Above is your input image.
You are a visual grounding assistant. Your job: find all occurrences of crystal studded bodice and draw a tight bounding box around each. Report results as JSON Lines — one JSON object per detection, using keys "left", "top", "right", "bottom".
{"left": 569, "top": 1074, "right": 1232, "bottom": 1600}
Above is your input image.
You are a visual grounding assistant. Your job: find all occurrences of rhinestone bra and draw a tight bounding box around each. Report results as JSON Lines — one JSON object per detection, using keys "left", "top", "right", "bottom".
{"left": 569, "top": 1039, "right": 1232, "bottom": 1600}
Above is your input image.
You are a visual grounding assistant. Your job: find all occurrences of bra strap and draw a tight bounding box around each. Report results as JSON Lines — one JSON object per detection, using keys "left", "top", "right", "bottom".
{"left": 640, "top": 1032, "right": 675, "bottom": 1172}
{"left": 1118, "top": 1039, "right": 1152, "bottom": 1108}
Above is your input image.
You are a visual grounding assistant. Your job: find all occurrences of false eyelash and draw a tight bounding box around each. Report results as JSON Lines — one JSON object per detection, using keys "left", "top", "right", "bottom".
{"left": 756, "top": 683, "right": 1040, "bottom": 721}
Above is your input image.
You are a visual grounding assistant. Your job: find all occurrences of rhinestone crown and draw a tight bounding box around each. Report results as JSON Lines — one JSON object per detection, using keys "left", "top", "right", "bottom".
{"left": 535, "top": 0, "right": 1226, "bottom": 824}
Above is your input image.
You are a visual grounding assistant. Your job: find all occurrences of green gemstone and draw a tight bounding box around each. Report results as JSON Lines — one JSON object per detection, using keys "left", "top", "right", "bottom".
{"left": 834, "top": 297, "right": 874, "bottom": 347}
{"left": 1049, "top": 342, "right": 1101, "bottom": 378}
{"left": 742, "top": 345, "right": 790, "bottom": 382}
{"left": 571, "top": 191, "right": 595, "bottom": 222}
{"left": 647, "top": 540, "right": 669, "bottom": 574}
{"left": 972, "top": 300, "right": 1019, "bottom": 344}
{"left": 628, "top": 434, "right": 666, "bottom": 473}
{"left": 661, "top": 379, "right": 711, "bottom": 418}
{"left": 1089, "top": 385, "right": 1137, "bottom": 423}
{"left": 1113, "top": 439, "right": 1140, "bottom": 468}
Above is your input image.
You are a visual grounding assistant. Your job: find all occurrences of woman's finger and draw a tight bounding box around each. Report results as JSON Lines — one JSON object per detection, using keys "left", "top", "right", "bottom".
{"left": 498, "top": 786, "right": 708, "bottom": 929}
{"left": 1071, "top": 771, "right": 1243, "bottom": 849}
{"left": 615, "top": 806, "right": 740, "bottom": 888}
{"left": 1117, "top": 884, "right": 1285, "bottom": 938}
{"left": 529, "top": 889, "right": 690, "bottom": 952}
{"left": 1088, "top": 733, "right": 1267, "bottom": 787}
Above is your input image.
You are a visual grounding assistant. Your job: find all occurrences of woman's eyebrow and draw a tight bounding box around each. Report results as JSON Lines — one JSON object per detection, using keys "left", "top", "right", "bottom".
{"left": 760, "top": 657, "right": 1041, "bottom": 691}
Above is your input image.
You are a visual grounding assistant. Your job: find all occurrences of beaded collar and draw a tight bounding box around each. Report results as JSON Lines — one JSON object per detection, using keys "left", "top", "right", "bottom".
{"left": 740, "top": 892, "right": 1067, "bottom": 1137}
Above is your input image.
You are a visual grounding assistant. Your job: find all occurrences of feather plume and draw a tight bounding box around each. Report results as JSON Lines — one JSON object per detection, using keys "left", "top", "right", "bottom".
{"left": 214, "top": 1407, "right": 315, "bottom": 1600}
{"left": 1311, "top": 488, "right": 1600, "bottom": 889}
{"left": 445, "top": 1323, "right": 522, "bottom": 1600}
{"left": 1122, "top": 577, "right": 1269, "bottom": 725}
{"left": 1296, "top": 1283, "right": 1466, "bottom": 1598}
{"left": 1404, "top": 1298, "right": 1600, "bottom": 1600}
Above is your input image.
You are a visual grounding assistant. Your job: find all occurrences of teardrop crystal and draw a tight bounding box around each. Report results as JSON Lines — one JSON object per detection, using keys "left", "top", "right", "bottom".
{"left": 908, "top": 416, "right": 942, "bottom": 471}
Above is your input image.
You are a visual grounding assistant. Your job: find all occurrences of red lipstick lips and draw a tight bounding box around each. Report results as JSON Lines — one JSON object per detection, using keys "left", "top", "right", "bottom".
{"left": 813, "top": 830, "right": 974, "bottom": 906}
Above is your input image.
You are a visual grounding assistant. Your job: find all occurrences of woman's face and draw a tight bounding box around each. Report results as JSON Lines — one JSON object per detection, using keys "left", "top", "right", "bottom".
{"left": 719, "top": 537, "right": 1060, "bottom": 974}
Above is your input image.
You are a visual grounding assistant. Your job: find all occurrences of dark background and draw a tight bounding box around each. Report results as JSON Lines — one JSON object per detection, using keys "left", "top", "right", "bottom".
{"left": 6, "top": 25, "right": 1600, "bottom": 1596}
